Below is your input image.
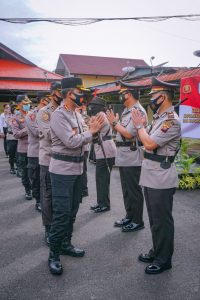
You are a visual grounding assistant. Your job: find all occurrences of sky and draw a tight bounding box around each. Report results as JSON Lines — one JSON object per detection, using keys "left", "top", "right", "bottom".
{"left": 0, "top": 0, "right": 200, "bottom": 72}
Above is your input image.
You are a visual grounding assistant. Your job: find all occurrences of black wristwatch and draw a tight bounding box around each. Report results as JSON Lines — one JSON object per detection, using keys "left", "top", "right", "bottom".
{"left": 111, "top": 120, "right": 118, "bottom": 127}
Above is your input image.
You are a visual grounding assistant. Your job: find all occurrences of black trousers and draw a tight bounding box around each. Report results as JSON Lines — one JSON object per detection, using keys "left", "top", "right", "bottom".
{"left": 7, "top": 140, "right": 18, "bottom": 169}
{"left": 3, "top": 127, "right": 8, "bottom": 155}
{"left": 82, "top": 151, "right": 89, "bottom": 193}
{"left": 119, "top": 166, "right": 144, "bottom": 224}
{"left": 17, "top": 152, "right": 31, "bottom": 192}
{"left": 28, "top": 157, "right": 40, "bottom": 203}
{"left": 144, "top": 187, "right": 175, "bottom": 265}
{"left": 96, "top": 157, "right": 115, "bottom": 208}
{"left": 40, "top": 165, "right": 52, "bottom": 226}
{"left": 49, "top": 173, "right": 82, "bottom": 250}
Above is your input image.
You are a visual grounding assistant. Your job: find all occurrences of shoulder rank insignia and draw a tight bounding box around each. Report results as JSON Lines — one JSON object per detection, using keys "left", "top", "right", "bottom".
{"left": 12, "top": 119, "right": 17, "bottom": 125}
{"left": 42, "top": 111, "right": 50, "bottom": 121}
{"left": 29, "top": 113, "right": 36, "bottom": 121}
{"left": 19, "top": 117, "right": 25, "bottom": 123}
{"left": 167, "top": 112, "right": 175, "bottom": 119}
{"left": 160, "top": 120, "right": 174, "bottom": 133}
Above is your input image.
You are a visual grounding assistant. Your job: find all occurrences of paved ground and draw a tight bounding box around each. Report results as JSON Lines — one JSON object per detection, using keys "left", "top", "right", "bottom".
{"left": 0, "top": 139, "right": 200, "bottom": 300}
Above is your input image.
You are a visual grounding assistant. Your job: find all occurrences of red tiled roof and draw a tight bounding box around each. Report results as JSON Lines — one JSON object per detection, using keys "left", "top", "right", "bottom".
{"left": 0, "top": 59, "right": 62, "bottom": 80}
{"left": 97, "top": 67, "right": 200, "bottom": 94}
{"left": 0, "top": 80, "right": 51, "bottom": 91}
{"left": 59, "top": 54, "right": 148, "bottom": 76}
{"left": 130, "top": 68, "right": 200, "bottom": 86}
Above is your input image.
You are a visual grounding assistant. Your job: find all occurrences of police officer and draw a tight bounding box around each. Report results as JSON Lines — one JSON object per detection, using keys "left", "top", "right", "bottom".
{"left": 76, "top": 105, "right": 90, "bottom": 198}
{"left": 132, "top": 77, "right": 181, "bottom": 274}
{"left": 5, "top": 103, "right": 18, "bottom": 174}
{"left": 106, "top": 83, "right": 147, "bottom": 232}
{"left": 26, "top": 92, "right": 51, "bottom": 212}
{"left": 48, "top": 77, "right": 104, "bottom": 275}
{"left": 88, "top": 96, "right": 116, "bottom": 213}
{"left": 11, "top": 95, "right": 32, "bottom": 200}
{"left": 36, "top": 82, "right": 62, "bottom": 244}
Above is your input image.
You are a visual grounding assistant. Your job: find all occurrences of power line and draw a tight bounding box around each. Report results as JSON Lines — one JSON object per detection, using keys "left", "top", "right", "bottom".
{"left": 1, "top": 14, "right": 200, "bottom": 26}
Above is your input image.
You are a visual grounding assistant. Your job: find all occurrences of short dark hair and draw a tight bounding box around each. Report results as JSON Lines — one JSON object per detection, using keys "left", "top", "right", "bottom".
{"left": 3, "top": 103, "right": 9, "bottom": 109}
{"left": 61, "top": 88, "right": 74, "bottom": 98}
{"left": 129, "top": 90, "right": 140, "bottom": 100}
{"left": 163, "top": 91, "right": 174, "bottom": 101}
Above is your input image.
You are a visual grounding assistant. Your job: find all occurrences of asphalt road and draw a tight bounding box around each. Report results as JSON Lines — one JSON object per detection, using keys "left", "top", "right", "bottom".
{"left": 0, "top": 140, "right": 200, "bottom": 300}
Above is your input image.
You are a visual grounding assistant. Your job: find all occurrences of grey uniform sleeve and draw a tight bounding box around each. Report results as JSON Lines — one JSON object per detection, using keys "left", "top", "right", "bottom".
{"left": 126, "top": 117, "right": 137, "bottom": 137}
{"left": 12, "top": 118, "right": 28, "bottom": 139}
{"left": 36, "top": 109, "right": 51, "bottom": 140}
{"left": 150, "top": 119, "right": 181, "bottom": 147}
{"left": 51, "top": 110, "right": 92, "bottom": 149}
{"left": 26, "top": 114, "right": 39, "bottom": 137}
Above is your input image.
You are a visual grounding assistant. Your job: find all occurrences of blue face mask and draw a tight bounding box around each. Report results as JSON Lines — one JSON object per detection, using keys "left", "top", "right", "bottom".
{"left": 14, "top": 110, "right": 20, "bottom": 116}
{"left": 22, "top": 104, "right": 30, "bottom": 112}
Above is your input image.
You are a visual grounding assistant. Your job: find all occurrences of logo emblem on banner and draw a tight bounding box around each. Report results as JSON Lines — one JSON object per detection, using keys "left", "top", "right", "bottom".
{"left": 182, "top": 84, "right": 192, "bottom": 93}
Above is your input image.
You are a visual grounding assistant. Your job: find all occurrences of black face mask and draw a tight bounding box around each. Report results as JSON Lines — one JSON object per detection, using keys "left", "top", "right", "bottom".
{"left": 54, "top": 94, "right": 63, "bottom": 105}
{"left": 72, "top": 92, "right": 85, "bottom": 107}
{"left": 149, "top": 95, "right": 164, "bottom": 113}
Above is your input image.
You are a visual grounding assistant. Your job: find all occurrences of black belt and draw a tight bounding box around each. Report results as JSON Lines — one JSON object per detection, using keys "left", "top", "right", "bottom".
{"left": 144, "top": 151, "right": 175, "bottom": 163}
{"left": 52, "top": 153, "right": 84, "bottom": 163}
{"left": 8, "top": 131, "right": 13, "bottom": 134}
{"left": 93, "top": 135, "right": 112, "bottom": 144}
{"left": 116, "top": 141, "right": 133, "bottom": 147}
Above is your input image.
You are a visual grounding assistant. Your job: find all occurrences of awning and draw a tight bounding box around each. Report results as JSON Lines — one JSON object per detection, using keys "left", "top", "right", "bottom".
{"left": 0, "top": 80, "right": 51, "bottom": 91}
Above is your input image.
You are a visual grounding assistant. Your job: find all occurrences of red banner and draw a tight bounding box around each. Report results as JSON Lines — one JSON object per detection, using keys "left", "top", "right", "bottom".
{"left": 180, "top": 76, "right": 200, "bottom": 138}
{"left": 180, "top": 76, "right": 200, "bottom": 108}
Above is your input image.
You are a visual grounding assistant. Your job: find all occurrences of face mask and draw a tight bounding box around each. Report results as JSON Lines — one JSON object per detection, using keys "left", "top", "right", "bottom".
{"left": 149, "top": 95, "right": 164, "bottom": 113}
{"left": 54, "top": 94, "right": 63, "bottom": 105}
{"left": 22, "top": 104, "right": 30, "bottom": 112}
{"left": 14, "top": 110, "right": 20, "bottom": 116}
{"left": 72, "top": 92, "right": 85, "bottom": 107}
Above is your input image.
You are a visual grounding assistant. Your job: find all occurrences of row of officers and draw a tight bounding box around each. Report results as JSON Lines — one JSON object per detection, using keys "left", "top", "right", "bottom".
{"left": 1, "top": 76, "right": 181, "bottom": 276}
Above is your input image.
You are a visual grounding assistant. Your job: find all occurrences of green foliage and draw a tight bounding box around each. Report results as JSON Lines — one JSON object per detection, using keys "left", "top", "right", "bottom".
{"left": 179, "top": 175, "right": 197, "bottom": 190}
{"left": 176, "top": 139, "right": 200, "bottom": 189}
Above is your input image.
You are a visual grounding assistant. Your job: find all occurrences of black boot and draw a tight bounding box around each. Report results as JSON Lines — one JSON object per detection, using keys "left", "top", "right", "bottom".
{"left": 60, "top": 217, "right": 85, "bottom": 257}
{"left": 35, "top": 202, "right": 42, "bottom": 212}
{"left": 60, "top": 239, "right": 85, "bottom": 257}
{"left": 25, "top": 190, "right": 32, "bottom": 200}
{"left": 48, "top": 250, "right": 63, "bottom": 275}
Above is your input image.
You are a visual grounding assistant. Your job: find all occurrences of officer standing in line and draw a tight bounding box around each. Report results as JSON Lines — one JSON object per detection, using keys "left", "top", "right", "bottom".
{"left": 106, "top": 83, "right": 147, "bottom": 232}
{"left": 5, "top": 103, "right": 18, "bottom": 174}
{"left": 11, "top": 95, "right": 32, "bottom": 200}
{"left": 76, "top": 105, "right": 90, "bottom": 198}
{"left": 36, "top": 82, "right": 62, "bottom": 245}
{"left": 88, "top": 96, "right": 116, "bottom": 213}
{"left": 26, "top": 92, "right": 51, "bottom": 212}
{"left": 132, "top": 77, "right": 181, "bottom": 274}
{"left": 48, "top": 77, "right": 104, "bottom": 275}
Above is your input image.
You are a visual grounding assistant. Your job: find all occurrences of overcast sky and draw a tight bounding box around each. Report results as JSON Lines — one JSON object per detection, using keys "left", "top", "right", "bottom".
{"left": 0, "top": 0, "right": 200, "bottom": 72}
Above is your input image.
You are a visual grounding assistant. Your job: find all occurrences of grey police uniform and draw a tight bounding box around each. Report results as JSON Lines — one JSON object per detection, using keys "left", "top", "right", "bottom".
{"left": 6, "top": 114, "right": 18, "bottom": 171}
{"left": 93, "top": 112, "right": 116, "bottom": 208}
{"left": 11, "top": 112, "right": 31, "bottom": 193}
{"left": 49, "top": 102, "right": 93, "bottom": 252}
{"left": 115, "top": 102, "right": 146, "bottom": 224}
{"left": 140, "top": 106, "right": 181, "bottom": 266}
{"left": 78, "top": 112, "right": 90, "bottom": 196}
{"left": 26, "top": 108, "right": 40, "bottom": 204}
{"left": 36, "top": 103, "right": 56, "bottom": 226}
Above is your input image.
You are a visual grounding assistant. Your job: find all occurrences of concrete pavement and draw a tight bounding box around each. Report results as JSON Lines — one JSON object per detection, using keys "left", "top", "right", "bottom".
{"left": 0, "top": 140, "right": 200, "bottom": 300}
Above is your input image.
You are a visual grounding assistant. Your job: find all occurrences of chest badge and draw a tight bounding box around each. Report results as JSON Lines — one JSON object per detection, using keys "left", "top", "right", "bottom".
{"left": 42, "top": 111, "right": 50, "bottom": 121}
